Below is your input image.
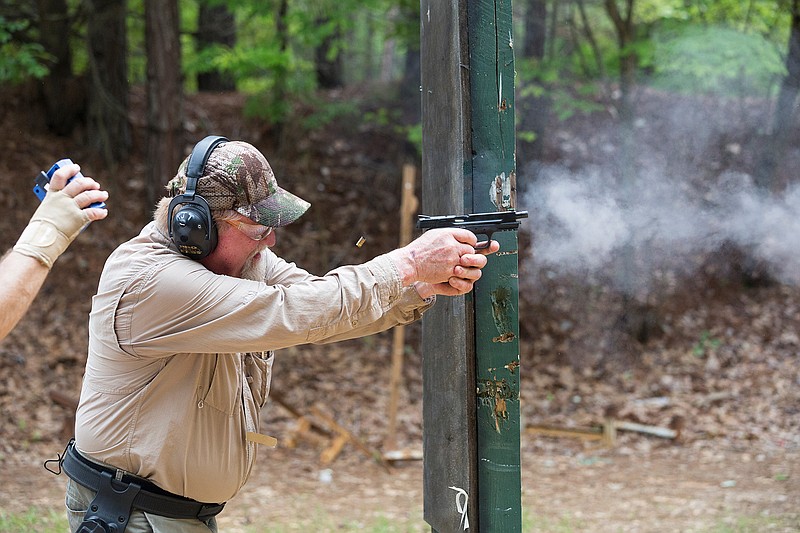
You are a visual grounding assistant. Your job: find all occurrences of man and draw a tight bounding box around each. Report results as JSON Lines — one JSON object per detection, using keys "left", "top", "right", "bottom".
{"left": 0, "top": 163, "right": 108, "bottom": 341}
{"left": 63, "top": 137, "right": 499, "bottom": 532}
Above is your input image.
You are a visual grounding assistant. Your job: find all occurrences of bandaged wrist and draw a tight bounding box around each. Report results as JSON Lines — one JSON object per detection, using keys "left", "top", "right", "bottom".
{"left": 13, "top": 190, "right": 89, "bottom": 268}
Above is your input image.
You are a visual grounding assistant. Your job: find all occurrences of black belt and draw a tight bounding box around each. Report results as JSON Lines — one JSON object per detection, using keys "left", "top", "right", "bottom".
{"left": 62, "top": 441, "right": 225, "bottom": 521}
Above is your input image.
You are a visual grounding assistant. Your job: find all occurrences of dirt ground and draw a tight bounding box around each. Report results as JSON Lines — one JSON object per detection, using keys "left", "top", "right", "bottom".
{"left": 2, "top": 421, "right": 798, "bottom": 532}
{"left": 0, "top": 86, "right": 799, "bottom": 532}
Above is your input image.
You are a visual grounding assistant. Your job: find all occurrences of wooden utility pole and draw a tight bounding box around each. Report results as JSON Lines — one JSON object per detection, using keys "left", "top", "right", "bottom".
{"left": 420, "top": 1, "right": 521, "bottom": 532}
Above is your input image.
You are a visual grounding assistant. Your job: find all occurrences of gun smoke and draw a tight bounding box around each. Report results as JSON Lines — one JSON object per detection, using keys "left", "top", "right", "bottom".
{"left": 520, "top": 163, "right": 800, "bottom": 295}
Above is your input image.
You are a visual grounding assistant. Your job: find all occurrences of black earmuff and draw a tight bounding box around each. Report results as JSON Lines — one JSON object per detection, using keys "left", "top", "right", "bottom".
{"left": 168, "top": 135, "right": 229, "bottom": 259}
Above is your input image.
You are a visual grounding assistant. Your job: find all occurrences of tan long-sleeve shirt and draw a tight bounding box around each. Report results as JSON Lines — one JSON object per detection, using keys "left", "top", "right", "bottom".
{"left": 75, "top": 221, "right": 433, "bottom": 503}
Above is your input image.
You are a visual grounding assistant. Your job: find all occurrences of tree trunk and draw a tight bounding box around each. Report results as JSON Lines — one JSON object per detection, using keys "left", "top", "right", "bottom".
{"left": 37, "top": 0, "right": 86, "bottom": 136}
{"left": 576, "top": 0, "right": 607, "bottom": 82}
{"left": 197, "top": 1, "right": 236, "bottom": 92}
{"left": 86, "top": 0, "right": 130, "bottom": 164}
{"left": 517, "top": 0, "right": 549, "bottom": 188}
{"left": 523, "top": 0, "right": 546, "bottom": 59}
{"left": 315, "top": 20, "right": 344, "bottom": 89}
{"left": 273, "top": 0, "right": 289, "bottom": 143}
{"left": 756, "top": 0, "right": 800, "bottom": 189}
{"left": 399, "top": 1, "right": 420, "bottom": 121}
{"left": 547, "top": 0, "right": 560, "bottom": 60}
{"left": 603, "top": 0, "right": 657, "bottom": 341}
{"left": 604, "top": 0, "right": 637, "bottom": 123}
{"left": 400, "top": 47, "right": 420, "bottom": 121}
{"left": 145, "top": 0, "right": 184, "bottom": 208}
{"left": 773, "top": 2, "right": 800, "bottom": 137}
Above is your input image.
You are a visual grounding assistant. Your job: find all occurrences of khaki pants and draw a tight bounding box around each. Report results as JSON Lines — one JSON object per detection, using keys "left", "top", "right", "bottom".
{"left": 65, "top": 478, "right": 218, "bottom": 533}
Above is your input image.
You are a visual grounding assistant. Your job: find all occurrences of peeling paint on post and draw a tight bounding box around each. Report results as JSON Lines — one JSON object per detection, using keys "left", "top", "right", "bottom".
{"left": 421, "top": 0, "right": 521, "bottom": 532}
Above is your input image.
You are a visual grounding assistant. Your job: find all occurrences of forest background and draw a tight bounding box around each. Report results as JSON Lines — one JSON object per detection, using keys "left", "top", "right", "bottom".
{"left": 0, "top": 0, "right": 799, "bottom": 531}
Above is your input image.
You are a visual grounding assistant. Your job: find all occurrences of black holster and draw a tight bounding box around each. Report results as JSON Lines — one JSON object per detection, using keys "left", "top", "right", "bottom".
{"left": 74, "top": 471, "right": 141, "bottom": 533}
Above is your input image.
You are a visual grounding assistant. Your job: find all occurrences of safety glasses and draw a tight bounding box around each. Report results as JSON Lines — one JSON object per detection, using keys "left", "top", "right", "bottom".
{"left": 225, "top": 219, "right": 274, "bottom": 241}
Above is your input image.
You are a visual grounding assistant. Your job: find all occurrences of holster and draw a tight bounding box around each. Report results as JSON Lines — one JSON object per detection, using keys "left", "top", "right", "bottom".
{"left": 73, "top": 471, "right": 141, "bottom": 533}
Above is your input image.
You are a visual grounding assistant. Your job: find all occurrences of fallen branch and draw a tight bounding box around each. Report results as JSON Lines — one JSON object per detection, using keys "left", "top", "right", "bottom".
{"left": 269, "top": 389, "right": 332, "bottom": 448}
{"left": 382, "top": 448, "right": 423, "bottom": 462}
{"left": 614, "top": 420, "right": 677, "bottom": 439}
{"left": 526, "top": 424, "right": 604, "bottom": 441}
{"left": 311, "top": 405, "right": 392, "bottom": 472}
{"left": 527, "top": 418, "right": 678, "bottom": 447}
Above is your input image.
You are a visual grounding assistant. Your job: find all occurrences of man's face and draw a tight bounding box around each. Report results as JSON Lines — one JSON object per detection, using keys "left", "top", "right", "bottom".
{"left": 200, "top": 215, "right": 276, "bottom": 279}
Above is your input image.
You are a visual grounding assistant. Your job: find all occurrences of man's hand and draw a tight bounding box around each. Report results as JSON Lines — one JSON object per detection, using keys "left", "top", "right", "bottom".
{"left": 387, "top": 228, "right": 500, "bottom": 298}
{"left": 13, "top": 164, "right": 109, "bottom": 268}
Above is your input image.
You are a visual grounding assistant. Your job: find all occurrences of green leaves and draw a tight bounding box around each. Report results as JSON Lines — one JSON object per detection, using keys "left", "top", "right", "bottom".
{"left": 0, "top": 17, "right": 51, "bottom": 84}
{"left": 651, "top": 24, "right": 786, "bottom": 96}
{"left": 692, "top": 330, "right": 722, "bottom": 358}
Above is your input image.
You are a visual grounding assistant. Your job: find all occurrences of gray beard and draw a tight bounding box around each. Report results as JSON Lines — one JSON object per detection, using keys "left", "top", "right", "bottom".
{"left": 240, "top": 252, "right": 267, "bottom": 281}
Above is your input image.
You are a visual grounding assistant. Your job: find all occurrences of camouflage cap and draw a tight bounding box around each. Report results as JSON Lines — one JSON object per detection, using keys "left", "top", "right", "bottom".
{"left": 168, "top": 140, "right": 310, "bottom": 227}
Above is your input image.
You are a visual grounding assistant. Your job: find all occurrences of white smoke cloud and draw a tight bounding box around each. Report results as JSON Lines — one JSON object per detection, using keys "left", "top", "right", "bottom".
{"left": 521, "top": 163, "right": 800, "bottom": 292}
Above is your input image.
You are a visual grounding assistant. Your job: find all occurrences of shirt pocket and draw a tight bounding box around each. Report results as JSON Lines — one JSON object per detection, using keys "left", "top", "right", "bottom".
{"left": 244, "top": 351, "right": 273, "bottom": 408}
{"left": 195, "top": 354, "right": 240, "bottom": 415}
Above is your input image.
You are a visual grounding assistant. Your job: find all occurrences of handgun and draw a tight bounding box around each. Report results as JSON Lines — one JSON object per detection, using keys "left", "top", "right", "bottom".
{"left": 33, "top": 158, "right": 107, "bottom": 209}
{"left": 416, "top": 210, "right": 528, "bottom": 249}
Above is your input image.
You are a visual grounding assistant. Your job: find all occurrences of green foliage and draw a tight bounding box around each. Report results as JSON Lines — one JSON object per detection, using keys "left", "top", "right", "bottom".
{"left": 364, "top": 106, "right": 395, "bottom": 127}
{"left": 404, "top": 122, "right": 422, "bottom": 154}
{"left": 0, "top": 508, "right": 66, "bottom": 533}
{"left": 658, "top": 0, "right": 789, "bottom": 40}
{"left": 517, "top": 56, "right": 604, "bottom": 122}
{"left": 692, "top": 330, "right": 721, "bottom": 357}
{"left": 650, "top": 24, "right": 786, "bottom": 96}
{"left": 512, "top": 0, "right": 793, "bottom": 128}
{"left": 299, "top": 98, "right": 360, "bottom": 130}
{"left": 634, "top": 0, "right": 788, "bottom": 42}
{"left": 362, "top": 106, "right": 422, "bottom": 156}
{"left": 0, "top": 17, "right": 51, "bottom": 84}
{"left": 179, "top": 0, "right": 412, "bottom": 124}
{"left": 551, "top": 84, "right": 605, "bottom": 121}
{"left": 189, "top": 0, "right": 407, "bottom": 126}
{"left": 1, "top": 0, "right": 793, "bottom": 137}
{"left": 233, "top": 507, "right": 427, "bottom": 532}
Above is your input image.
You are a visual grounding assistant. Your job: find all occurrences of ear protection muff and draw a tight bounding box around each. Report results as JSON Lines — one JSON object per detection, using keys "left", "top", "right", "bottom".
{"left": 168, "top": 135, "right": 229, "bottom": 259}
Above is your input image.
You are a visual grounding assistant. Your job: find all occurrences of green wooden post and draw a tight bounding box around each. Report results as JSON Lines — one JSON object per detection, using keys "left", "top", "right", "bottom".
{"left": 420, "top": 1, "right": 521, "bottom": 532}
{"left": 468, "top": 1, "right": 521, "bottom": 531}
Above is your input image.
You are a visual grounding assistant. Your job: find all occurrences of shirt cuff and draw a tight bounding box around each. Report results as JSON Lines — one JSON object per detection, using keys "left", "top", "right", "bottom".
{"left": 369, "top": 253, "right": 435, "bottom": 311}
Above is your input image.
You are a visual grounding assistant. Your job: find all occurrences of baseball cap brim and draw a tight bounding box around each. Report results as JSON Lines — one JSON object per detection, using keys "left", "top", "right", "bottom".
{"left": 234, "top": 187, "right": 310, "bottom": 227}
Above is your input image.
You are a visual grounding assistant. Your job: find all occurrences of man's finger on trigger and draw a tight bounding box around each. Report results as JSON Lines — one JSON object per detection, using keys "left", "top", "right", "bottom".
{"left": 450, "top": 227, "right": 478, "bottom": 246}
{"left": 476, "top": 240, "right": 500, "bottom": 254}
